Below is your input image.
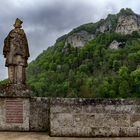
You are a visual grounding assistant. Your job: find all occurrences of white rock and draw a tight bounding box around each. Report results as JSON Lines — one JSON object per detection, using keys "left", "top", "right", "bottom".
{"left": 115, "top": 15, "right": 140, "bottom": 34}
{"left": 109, "top": 40, "right": 120, "bottom": 49}
{"left": 64, "top": 31, "right": 94, "bottom": 48}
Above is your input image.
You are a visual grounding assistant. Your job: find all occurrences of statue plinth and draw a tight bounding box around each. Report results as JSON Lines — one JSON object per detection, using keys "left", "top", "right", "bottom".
{"left": 0, "top": 83, "right": 31, "bottom": 130}
{"left": 0, "top": 84, "right": 32, "bottom": 98}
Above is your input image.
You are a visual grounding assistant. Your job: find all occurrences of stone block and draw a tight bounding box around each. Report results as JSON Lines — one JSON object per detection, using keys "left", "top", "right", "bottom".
{"left": 130, "top": 114, "right": 140, "bottom": 127}
{"left": 120, "top": 127, "right": 138, "bottom": 137}
{"left": 29, "top": 97, "right": 49, "bottom": 131}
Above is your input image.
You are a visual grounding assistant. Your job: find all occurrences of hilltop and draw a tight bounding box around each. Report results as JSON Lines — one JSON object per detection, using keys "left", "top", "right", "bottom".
{"left": 27, "top": 8, "right": 140, "bottom": 98}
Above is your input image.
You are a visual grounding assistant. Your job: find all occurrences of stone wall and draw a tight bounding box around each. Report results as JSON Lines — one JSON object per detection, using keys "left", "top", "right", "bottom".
{"left": 0, "top": 97, "right": 140, "bottom": 137}
{"left": 50, "top": 98, "right": 140, "bottom": 137}
{"left": 0, "top": 97, "right": 49, "bottom": 132}
{"left": 29, "top": 97, "right": 49, "bottom": 131}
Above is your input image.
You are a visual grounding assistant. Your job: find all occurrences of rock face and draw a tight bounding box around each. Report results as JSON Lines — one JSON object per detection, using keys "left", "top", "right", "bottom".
{"left": 115, "top": 15, "right": 140, "bottom": 34}
{"left": 64, "top": 9, "right": 140, "bottom": 49}
{"left": 109, "top": 40, "right": 125, "bottom": 49}
{"left": 96, "top": 20, "right": 113, "bottom": 33}
{"left": 64, "top": 31, "right": 94, "bottom": 48}
{"left": 109, "top": 40, "right": 120, "bottom": 49}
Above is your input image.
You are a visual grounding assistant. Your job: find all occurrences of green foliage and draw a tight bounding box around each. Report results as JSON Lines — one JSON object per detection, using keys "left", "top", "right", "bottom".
{"left": 27, "top": 8, "right": 140, "bottom": 98}
{"left": 27, "top": 31, "right": 140, "bottom": 98}
{"left": 118, "top": 8, "right": 135, "bottom": 16}
{"left": 0, "top": 79, "right": 10, "bottom": 88}
{"left": 118, "top": 66, "right": 129, "bottom": 79}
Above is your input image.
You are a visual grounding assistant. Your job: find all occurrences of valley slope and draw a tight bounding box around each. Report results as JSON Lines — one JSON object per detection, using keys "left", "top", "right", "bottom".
{"left": 27, "top": 8, "right": 140, "bottom": 98}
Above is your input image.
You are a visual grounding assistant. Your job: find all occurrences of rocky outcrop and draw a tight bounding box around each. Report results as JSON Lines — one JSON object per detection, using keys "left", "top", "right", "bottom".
{"left": 109, "top": 40, "right": 120, "bottom": 49}
{"left": 115, "top": 15, "right": 140, "bottom": 34}
{"left": 64, "top": 31, "right": 94, "bottom": 48}
{"left": 96, "top": 20, "right": 113, "bottom": 33}
{"left": 64, "top": 9, "right": 140, "bottom": 49}
{"left": 109, "top": 40, "right": 125, "bottom": 49}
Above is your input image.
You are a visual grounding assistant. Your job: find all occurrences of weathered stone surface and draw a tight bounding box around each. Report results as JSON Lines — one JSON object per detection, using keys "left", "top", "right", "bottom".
{"left": 0, "top": 84, "right": 32, "bottom": 97}
{"left": 64, "top": 31, "right": 94, "bottom": 48}
{"left": 0, "top": 97, "right": 140, "bottom": 135}
{"left": 3, "top": 18, "right": 30, "bottom": 84}
{"left": 50, "top": 98, "right": 140, "bottom": 137}
{"left": 96, "top": 20, "right": 113, "bottom": 33}
{"left": 120, "top": 127, "right": 138, "bottom": 137}
{"left": 50, "top": 98, "right": 140, "bottom": 106}
{"left": 0, "top": 98, "right": 29, "bottom": 131}
{"left": 62, "top": 10, "right": 140, "bottom": 51}
{"left": 130, "top": 114, "right": 140, "bottom": 127}
{"left": 109, "top": 40, "right": 125, "bottom": 49}
{"left": 29, "top": 97, "right": 49, "bottom": 131}
{"left": 116, "top": 15, "right": 140, "bottom": 34}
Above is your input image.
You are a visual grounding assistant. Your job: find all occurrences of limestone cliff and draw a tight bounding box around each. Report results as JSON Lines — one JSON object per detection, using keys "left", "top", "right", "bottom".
{"left": 64, "top": 8, "right": 140, "bottom": 48}
{"left": 115, "top": 15, "right": 140, "bottom": 34}
{"left": 96, "top": 21, "right": 112, "bottom": 33}
{"left": 27, "top": 8, "right": 140, "bottom": 98}
{"left": 64, "top": 31, "right": 94, "bottom": 48}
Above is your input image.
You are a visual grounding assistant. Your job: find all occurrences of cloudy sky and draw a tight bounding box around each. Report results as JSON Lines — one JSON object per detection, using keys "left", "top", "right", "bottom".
{"left": 0, "top": 0, "right": 140, "bottom": 80}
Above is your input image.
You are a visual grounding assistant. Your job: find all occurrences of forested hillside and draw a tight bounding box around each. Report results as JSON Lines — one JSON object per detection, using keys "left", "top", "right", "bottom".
{"left": 27, "top": 8, "right": 140, "bottom": 98}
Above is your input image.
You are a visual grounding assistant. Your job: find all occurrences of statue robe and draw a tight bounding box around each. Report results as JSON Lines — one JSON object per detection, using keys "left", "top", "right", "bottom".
{"left": 3, "top": 28, "right": 30, "bottom": 67}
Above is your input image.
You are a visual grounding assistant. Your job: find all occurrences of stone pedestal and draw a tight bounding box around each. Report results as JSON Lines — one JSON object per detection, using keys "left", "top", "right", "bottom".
{"left": 0, "top": 84, "right": 32, "bottom": 131}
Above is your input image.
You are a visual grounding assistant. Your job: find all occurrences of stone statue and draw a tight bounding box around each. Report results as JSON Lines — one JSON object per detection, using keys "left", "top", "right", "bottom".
{"left": 3, "top": 18, "right": 30, "bottom": 85}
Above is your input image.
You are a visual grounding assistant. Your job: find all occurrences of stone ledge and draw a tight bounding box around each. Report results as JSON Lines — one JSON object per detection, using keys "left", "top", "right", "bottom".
{"left": 0, "top": 84, "right": 32, "bottom": 98}
{"left": 50, "top": 98, "right": 140, "bottom": 106}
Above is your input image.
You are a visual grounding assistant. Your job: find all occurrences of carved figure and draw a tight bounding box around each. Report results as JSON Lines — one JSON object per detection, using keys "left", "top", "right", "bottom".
{"left": 3, "top": 18, "right": 30, "bottom": 84}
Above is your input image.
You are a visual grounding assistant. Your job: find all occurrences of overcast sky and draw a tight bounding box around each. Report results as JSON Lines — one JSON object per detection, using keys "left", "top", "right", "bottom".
{"left": 0, "top": 0, "right": 140, "bottom": 80}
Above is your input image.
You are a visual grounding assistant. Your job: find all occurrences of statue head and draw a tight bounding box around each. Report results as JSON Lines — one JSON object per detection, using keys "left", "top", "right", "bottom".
{"left": 13, "top": 18, "right": 23, "bottom": 28}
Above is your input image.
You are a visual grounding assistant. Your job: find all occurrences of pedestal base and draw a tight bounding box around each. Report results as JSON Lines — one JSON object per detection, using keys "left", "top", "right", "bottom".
{"left": 0, "top": 97, "right": 30, "bottom": 131}
{"left": 0, "top": 84, "right": 31, "bottom": 131}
